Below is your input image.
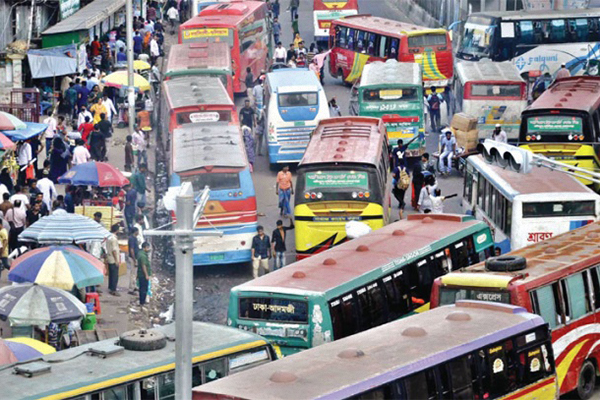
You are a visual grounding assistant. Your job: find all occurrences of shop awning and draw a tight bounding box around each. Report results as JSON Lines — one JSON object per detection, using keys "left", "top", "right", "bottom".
{"left": 27, "top": 45, "right": 78, "bottom": 79}
{"left": 42, "top": 0, "right": 126, "bottom": 35}
{"left": 2, "top": 122, "right": 48, "bottom": 141}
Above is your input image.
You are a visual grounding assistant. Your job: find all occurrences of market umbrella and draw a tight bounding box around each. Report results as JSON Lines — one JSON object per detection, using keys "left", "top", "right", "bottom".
{"left": 19, "top": 209, "right": 111, "bottom": 245}
{"left": 0, "top": 111, "right": 26, "bottom": 131}
{"left": 58, "top": 161, "right": 129, "bottom": 187}
{"left": 102, "top": 71, "right": 151, "bottom": 91}
{"left": 0, "top": 338, "right": 56, "bottom": 365}
{"left": 8, "top": 245, "right": 105, "bottom": 290}
{"left": 133, "top": 60, "right": 151, "bottom": 71}
{"left": 2, "top": 122, "right": 48, "bottom": 141}
{"left": 0, "top": 132, "right": 15, "bottom": 150}
{"left": 0, "top": 283, "right": 86, "bottom": 326}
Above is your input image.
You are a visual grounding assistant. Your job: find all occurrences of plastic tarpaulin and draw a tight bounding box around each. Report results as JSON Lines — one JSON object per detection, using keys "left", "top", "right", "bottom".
{"left": 27, "top": 45, "right": 78, "bottom": 79}
{"left": 2, "top": 122, "right": 48, "bottom": 141}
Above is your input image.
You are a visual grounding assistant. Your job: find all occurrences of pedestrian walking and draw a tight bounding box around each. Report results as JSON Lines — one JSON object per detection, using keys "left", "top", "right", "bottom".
{"left": 96, "top": 113, "right": 112, "bottom": 161}
{"left": 128, "top": 227, "right": 140, "bottom": 295}
{"left": 132, "top": 127, "right": 148, "bottom": 167}
{"left": 43, "top": 111, "right": 57, "bottom": 157}
{"left": 272, "top": 17, "right": 281, "bottom": 45}
{"left": 442, "top": 86, "right": 456, "bottom": 123}
{"left": 287, "top": 43, "right": 295, "bottom": 62}
{"left": 329, "top": 97, "right": 341, "bottom": 116}
{"left": 245, "top": 67, "right": 255, "bottom": 100}
{"left": 289, "top": 0, "right": 299, "bottom": 22}
{"left": 555, "top": 63, "right": 571, "bottom": 80}
{"left": 439, "top": 128, "right": 456, "bottom": 175}
{"left": 167, "top": 5, "right": 179, "bottom": 34}
{"left": 72, "top": 139, "right": 91, "bottom": 166}
{"left": 242, "top": 126, "right": 255, "bottom": 171}
{"left": 0, "top": 221, "right": 8, "bottom": 276}
{"left": 102, "top": 94, "right": 117, "bottom": 123}
{"left": 77, "top": 105, "right": 93, "bottom": 129}
{"left": 251, "top": 225, "right": 271, "bottom": 278}
{"left": 411, "top": 153, "right": 435, "bottom": 209}
{"left": 426, "top": 86, "right": 444, "bottom": 133}
{"left": 418, "top": 181, "right": 437, "bottom": 214}
{"left": 272, "top": 0, "right": 280, "bottom": 18}
{"left": 273, "top": 42, "right": 286, "bottom": 63}
{"left": 252, "top": 80, "right": 264, "bottom": 112}
{"left": 491, "top": 123, "right": 508, "bottom": 143}
{"left": 5, "top": 200, "right": 26, "bottom": 252}
{"left": 292, "top": 14, "right": 299, "bottom": 36}
{"left": 130, "top": 164, "right": 149, "bottom": 207}
{"left": 124, "top": 183, "right": 137, "bottom": 232}
{"left": 150, "top": 34, "right": 160, "bottom": 65}
{"left": 255, "top": 113, "right": 265, "bottom": 156}
{"left": 125, "top": 135, "right": 134, "bottom": 172}
{"left": 430, "top": 188, "right": 457, "bottom": 214}
{"left": 17, "top": 140, "right": 32, "bottom": 186}
{"left": 271, "top": 219, "right": 294, "bottom": 270}
{"left": 106, "top": 224, "right": 121, "bottom": 296}
{"left": 37, "top": 171, "right": 56, "bottom": 210}
{"left": 392, "top": 166, "right": 410, "bottom": 219}
{"left": 276, "top": 165, "right": 293, "bottom": 217}
{"left": 239, "top": 99, "right": 257, "bottom": 132}
{"left": 137, "top": 242, "right": 152, "bottom": 307}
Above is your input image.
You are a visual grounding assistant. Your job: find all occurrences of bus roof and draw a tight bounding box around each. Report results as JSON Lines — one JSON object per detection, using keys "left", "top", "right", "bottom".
{"left": 266, "top": 69, "right": 322, "bottom": 91}
{"left": 468, "top": 155, "right": 594, "bottom": 201}
{"left": 334, "top": 14, "right": 446, "bottom": 37}
{"left": 164, "top": 42, "right": 232, "bottom": 77}
{"left": 524, "top": 76, "right": 600, "bottom": 115}
{"left": 440, "top": 221, "right": 600, "bottom": 288}
{"left": 360, "top": 59, "right": 422, "bottom": 87}
{"left": 4, "top": 322, "right": 268, "bottom": 400}
{"left": 193, "top": 301, "right": 544, "bottom": 400}
{"left": 234, "top": 214, "right": 488, "bottom": 297}
{"left": 298, "top": 117, "right": 386, "bottom": 167}
{"left": 173, "top": 122, "right": 247, "bottom": 173}
{"left": 163, "top": 76, "right": 233, "bottom": 110}
{"left": 470, "top": 7, "right": 600, "bottom": 21}
{"left": 182, "top": 0, "right": 264, "bottom": 29}
{"left": 455, "top": 60, "right": 524, "bottom": 85}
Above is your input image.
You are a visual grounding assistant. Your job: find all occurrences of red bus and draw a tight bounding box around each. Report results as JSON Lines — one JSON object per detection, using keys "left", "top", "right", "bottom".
{"left": 313, "top": 0, "right": 358, "bottom": 49}
{"left": 160, "top": 76, "right": 237, "bottom": 139}
{"left": 179, "top": 0, "right": 271, "bottom": 94}
{"left": 164, "top": 42, "right": 234, "bottom": 100}
{"left": 329, "top": 15, "right": 453, "bottom": 87}
{"left": 430, "top": 221, "right": 600, "bottom": 399}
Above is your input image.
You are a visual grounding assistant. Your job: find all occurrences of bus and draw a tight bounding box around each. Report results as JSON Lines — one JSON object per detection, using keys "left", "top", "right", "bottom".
{"left": 353, "top": 59, "right": 425, "bottom": 151}
{"left": 161, "top": 76, "right": 236, "bottom": 143}
{"left": 192, "top": 0, "right": 232, "bottom": 16}
{"left": 164, "top": 42, "right": 234, "bottom": 100}
{"left": 463, "top": 154, "right": 600, "bottom": 254}
{"left": 313, "top": 0, "right": 358, "bottom": 49}
{"left": 3, "top": 321, "right": 277, "bottom": 400}
{"left": 329, "top": 15, "right": 453, "bottom": 86}
{"left": 228, "top": 214, "right": 494, "bottom": 356}
{"left": 456, "top": 8, "right": 600, "bottom": 78}
{"left": 179, "top": 0, "right": 271, "bottom": 94}
{"left": 431, "top": 221, "right": 600, "bottom": 399}
{"left": 519, "top": 76, "right": 600, "bottom": 188}
{"left": 170, "top": 123, "right": 258, "bottom": 266}
{"left": 264, "top": 69, "right": 330, "bottom": 165}
{"left": 195, "top": 301, "right": 558, "bottom": 400}
{"left": 454, "top": 60, "right": 527, "bottom": 141}
{"left": 294, "top": 117, "right": 390, "bottom": 259}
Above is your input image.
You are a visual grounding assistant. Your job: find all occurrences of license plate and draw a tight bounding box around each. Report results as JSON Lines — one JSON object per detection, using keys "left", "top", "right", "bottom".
{"left": 210, "top": 254, "right": 225, "bottom": 261}
{"left": 294, "top": 121, "right": 306, "bottom": 126}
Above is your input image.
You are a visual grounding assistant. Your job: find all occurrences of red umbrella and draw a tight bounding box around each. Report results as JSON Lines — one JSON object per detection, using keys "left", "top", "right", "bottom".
{"left": 0, "top": 340, "right": 18, "bottom": 365}
{"left": 58, "top": 162, "right": 129, "bottom": 187}
{"left": 0, "top": 132, "right": 16, "bottom": 150}
{"left": 0, "top": 111, "right": 26, "bottom": 131}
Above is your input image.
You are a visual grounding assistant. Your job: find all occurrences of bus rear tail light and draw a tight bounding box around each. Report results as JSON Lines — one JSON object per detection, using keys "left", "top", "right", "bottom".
{"left": 241, "top": 241, "right": 246, "bottom": 246}
{"left": 304, "top": 192, "right": 310, "bottom": 199}
{"left": 238, "top": 191, "right": 243, "bottom": 196}
{"left": 310, "top": 192, "right": 317, "bottom": 199}
{"left": 233, "top": 192, "right": 238, "bottom": 197}
{"left": 364, "top": 191, "right": 370, "bottom": 198}
{"left": 316, "top": 192, "right": 323, "bottom": 199}
{"left": 358, "top": 192, "right": 364, "bottom": 198}
{"left": 352, "top": 192, "right": 358, "bottom": 199}
{"left": 228, "top": 192, "right": 233, "bottom": 197}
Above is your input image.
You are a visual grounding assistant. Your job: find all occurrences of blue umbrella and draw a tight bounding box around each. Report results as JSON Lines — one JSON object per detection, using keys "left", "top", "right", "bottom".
{"left": 2, "top": 122, "right": 47, "bottom": 141}
{"left": 19, "top": 209, "right": 110, "bottom": 245}
{"left": 58, "top": 161, "right": 129, "bottom": 187}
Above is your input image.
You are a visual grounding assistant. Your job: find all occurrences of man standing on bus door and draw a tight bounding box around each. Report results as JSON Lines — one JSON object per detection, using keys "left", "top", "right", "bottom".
{"left": 276, "top": 165, "right": 294, "bottom": 217}
{"left": 426, "top": 87, "right": 444, "bottom": 133}
{"left": 271, "top": 219, "right": 294, "bottom": 270}
{"left": 251, "top": 226, "right": 271, "bottom": 278}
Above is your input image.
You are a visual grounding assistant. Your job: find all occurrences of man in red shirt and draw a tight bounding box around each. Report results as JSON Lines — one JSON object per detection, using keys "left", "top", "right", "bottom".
{"left": 79, "top": 116, "right": 95, "bottom": 146}
{"left": 91, "top": 36, "right": 101, "bottom": 57}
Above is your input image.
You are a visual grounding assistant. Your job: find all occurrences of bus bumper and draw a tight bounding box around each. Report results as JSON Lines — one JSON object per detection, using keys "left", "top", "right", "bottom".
{"left": 193, "top": 249, "right": 252, "bottom": 266}
{"left": 192, "top": 230, "right": 255, "bottom": 266}
{"left": 268, "top": 144, "right": 305, "bottom": 165}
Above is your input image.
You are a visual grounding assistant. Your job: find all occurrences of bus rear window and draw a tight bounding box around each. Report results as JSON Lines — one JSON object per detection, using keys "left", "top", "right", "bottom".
{"left": 408, "top": 34, "right": 447, "bottom": 47}
{"left": 522, "top": 201, "right": 596, "bottom": 218}
{"left": 181, "top": 173, "right": 240, "bottom": 192}
{"left": 526, "top": 115, "right": 583, "bottom": 136}
{"left": 176, "top": 110, "right": 232, "bottom": 125}
{"left": 278, "top": 92, "right": 318, "bottom": 107}
{"left": 470, "top": 84, "right": 522, "bottom": 98}
{"left": 439, "top": 287, "right": 510, "bottom": 306}
{"left": 363, "top": 88, "right": 418, "bottom": 101}
{"left": 239, "top": 297, "right": 309, "bottom": 323}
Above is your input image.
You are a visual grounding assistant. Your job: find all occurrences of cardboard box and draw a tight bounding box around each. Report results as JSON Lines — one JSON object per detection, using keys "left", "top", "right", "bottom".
{"left": 451, "top": 113, "right": 478, "bottom": 132}
{"left": 455, "top": 129, "right": 479, "bottom": 151}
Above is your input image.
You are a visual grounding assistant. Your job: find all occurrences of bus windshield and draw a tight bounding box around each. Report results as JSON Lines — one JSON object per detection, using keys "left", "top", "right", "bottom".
{"left": 278, "top": 92, "right": 318, "bottom": 107}
{"left": 470, "top": 83, "right": 521, "bottom": 98}
{"left": 181, "top": 172, "right": 240, "bottom": 192}
{"left": 459, "top": 16, "right": 495, "bottom": 59}
{"left": 522, "top": 201, "right": 596, "bottom": 218}
{"left": 407, "top": 33, "right": 447, "bottom": 48}
{"left": 439, "top": 287, "right": 510, "bottom": 306}
{"left": 363, "top": 87, "right": 418, "bottom": 101}
{"left": 238, "top": 297, "right": 309, "bottom": 323}
{"left": 525, "top": 115, "right": 586, "bottom": 140}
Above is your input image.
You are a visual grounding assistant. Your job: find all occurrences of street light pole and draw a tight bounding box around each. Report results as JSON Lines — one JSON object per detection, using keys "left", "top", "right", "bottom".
{"left": 126, "top": 0, "right": 135, "bottom": 135}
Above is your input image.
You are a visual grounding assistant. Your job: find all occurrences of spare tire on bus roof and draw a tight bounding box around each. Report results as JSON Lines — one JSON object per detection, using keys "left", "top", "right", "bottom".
{"left": 485, "top": 256, "right": 527, "bottom": 272}
{"left": 119, "top": 328, "right": 167, "bottom": 351}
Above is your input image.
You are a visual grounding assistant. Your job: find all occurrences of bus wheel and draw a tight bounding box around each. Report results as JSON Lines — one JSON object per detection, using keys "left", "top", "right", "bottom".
{"left": 120, "top": 328, "right": 167, "bottom": 351}
{"left": 577, "top": 360, "right": 596, "bottom": 400}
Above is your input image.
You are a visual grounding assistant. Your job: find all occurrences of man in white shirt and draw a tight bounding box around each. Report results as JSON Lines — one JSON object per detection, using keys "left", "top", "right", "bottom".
{"left": 150, "top": 35, "right": 160, "bottom": 66}
{"left": 36, "top": 171, "right": 57, "bottom": 210}
{"left": 77, "top": 106, "right": 93, "bottom": 129}
{"left": 17, "top": 140, "right": 32, "bottom": 186}
{"left": 43, "top": 111, "right": 57, "bottom": 157}
{"left": 102, "top": 94, "right": 117, "bottom": 123}
{"left": 273, "top": 42, "right": 286, "bottom": 63}
{"left": 252, "top": 82, "right": 264, "bottom": 112}
{"left": 72, "top": 139, "right": 91, "bottom": 165}
{"left": 10, "top": 186, "right": 29, "bottom": 211}
{"left": 491, "top": 123, "right": 508, "bottom": 144}
{"left": 439, "top": 128, "right": 456, "bottom": 175}
{"left": 167, "top": 6, "right": 179, "bottom": 33}
{"left": 429, "top": 188, "right": 457, "bottom": 214}
{"left": 132, "top": 128, "right": 147, "bottom": 167}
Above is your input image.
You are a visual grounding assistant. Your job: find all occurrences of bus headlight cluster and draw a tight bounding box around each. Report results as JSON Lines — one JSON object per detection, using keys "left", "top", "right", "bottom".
{"left": 352, "top": 191, "right": 370, "bottom": 199}
{"left": 304, "top": 192, "right": 323, "bottom": 200}
{"left": 228, "top": 191, "right": 243, "bottom": 197}
{"left": 286, "top": 328, "right": 307, "bottom": 339}
{"left": 568, "top": 134, "right": 585, "bottom": 141}
{"left": 525, "top": 135, "right": 541, "bottom": 141}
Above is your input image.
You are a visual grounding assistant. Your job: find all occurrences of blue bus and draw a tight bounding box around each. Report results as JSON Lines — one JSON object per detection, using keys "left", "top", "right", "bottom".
{"left": 264, "top": 69, "right": 330, "bottom": 166}
{"left": 171, "top": 122, "right": 259, "bottom": 266}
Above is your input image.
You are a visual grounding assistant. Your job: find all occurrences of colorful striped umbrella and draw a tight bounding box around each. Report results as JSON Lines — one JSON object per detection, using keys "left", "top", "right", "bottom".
{"left": 0, "top": 132, "right": 15, "bottom": 150}
{"left": 19, "top": 209, "right": 111, "bottom": 245}
{"left": 0, "top": 283, "right": 86, "bottom": 326}
{"left": 0, "top": 111, "right": 26, "bottom": 131}
{"left": 58, "top": 161, "right": 129, "bottom": 187}
{"left": 0, "top": 338, "right": 56, "bottom": 365}
{"left": 8, "top": 245, "right": 105, "bottom": 290}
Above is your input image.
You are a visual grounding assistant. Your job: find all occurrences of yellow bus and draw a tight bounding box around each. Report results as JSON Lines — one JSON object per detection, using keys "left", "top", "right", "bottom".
{"left": 294, "top": 116, "right": 390, "bottom": 259}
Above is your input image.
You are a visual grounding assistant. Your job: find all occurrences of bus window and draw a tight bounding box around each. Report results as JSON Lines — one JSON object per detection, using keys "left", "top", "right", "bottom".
{"left": 366, "top": 32, "right": 377, "bottom": 55}
{"left": 103, "top": 384, "right": 135, "bottom": 400}
{"left": 356, "top": 286, "right": 372, "bottom": 331}
{"left": 518, "top": 21, "right": 534, "bottom": 44}
{"left": 564, "top": 273, "right": 590, "bottom": 319}
{"left": 353, "top": 387, "right": 391, "bottom": 400}
{"left": 388, "top": 38, "right": 399, "bottom": 59}
{"left": 550, "top": 19, "right": 566, "bottom": 42}
{"left": 530, "top": 284, "right": 560, "bottom": 329}
{"left": 204, "top": 358, "right": 226, "bottom": 384}
{"left": 449, "top": 356, "right": 474, "bottom": 398}
{"left": 337, "top": 26, "right": 347, "bottom": 48}
{"left": 141, "top": 378, "right": 157, "bottom": 399}
{"left": 382, "top": 272, "right": 410, "bottom": 318}
{"left": 519, "top": 345, "right": 553, "bottom": 386}
{"left": 482, "top": 343, "right": 511, "bottom": 398}
{"left": 401, "top": 371, "right": 430, "bottom": 399}
{"left": 356, "top": 30, "right": 366, "bottom": 52}
{"left": 347, "top": 28, "right": 356, "bottom": 50}
{"left": 158, "top": 372, "right": 176, "bottom": 400}
{"left": 477, "top": 175, "right": 485, "bottom": 207}
{"left": 590, "top": 266, "right": 600, "bottom": 309}
{"left": 378, "top": 36, "right": 387, "bottom": 58}
{"left": 575, "top": 19, "right": 589, "bottom": 42}
{"left": 341, "top": 294, "right": 358, "bottom": 337}
{"left": 463, "top": 168, "right": 474, "bottom": 203}
{"left": 367, "top": 282, "right": 388, "bottom": 327}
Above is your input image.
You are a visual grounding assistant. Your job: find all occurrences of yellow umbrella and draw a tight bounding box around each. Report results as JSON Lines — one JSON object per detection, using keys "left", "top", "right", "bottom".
{"left": 133, "top": 60, "right": 151, "bottom": 71}
{"left": 102, "top": 71, "right": 151, "bottom": 92}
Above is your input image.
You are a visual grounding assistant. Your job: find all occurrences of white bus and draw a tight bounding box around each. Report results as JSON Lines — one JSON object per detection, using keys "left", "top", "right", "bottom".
{"left": 264, "top": 69, "right": 330, "bottom": 166}
{"left": 463, "top": 154, "right": 600, "bottom": 254}
{"left": 457, "top": 8, "right": 600, "bottom": 78}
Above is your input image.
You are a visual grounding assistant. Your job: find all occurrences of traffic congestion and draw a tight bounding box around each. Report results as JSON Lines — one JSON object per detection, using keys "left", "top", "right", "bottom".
{"left": 4, "top": 0, "right": 600, "bottom": 399}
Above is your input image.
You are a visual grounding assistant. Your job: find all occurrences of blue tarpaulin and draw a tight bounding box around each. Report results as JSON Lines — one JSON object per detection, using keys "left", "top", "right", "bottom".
{"left": 2, "top": 122, "right": 47, "bottom": 141}
{"left": 27, "top": 45, "right": 78, "bottom": 79}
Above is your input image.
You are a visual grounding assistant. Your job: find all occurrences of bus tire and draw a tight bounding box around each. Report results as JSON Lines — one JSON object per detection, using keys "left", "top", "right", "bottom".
{"left": 485, "top": 256, "right": 527, "bottom": 272}
{"left": 120, "top": 329, "right": 167, "bottom": 352}
{"left": 577, "top": 360, "right": 596, "bottom": 400}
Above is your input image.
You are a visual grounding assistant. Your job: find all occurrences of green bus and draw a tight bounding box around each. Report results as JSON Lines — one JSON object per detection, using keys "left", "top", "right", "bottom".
{"left": 228, "top": 214, "right": 494, "bottom": 356}
{"left": 351, "top": 59, "right": 425, "bottom": 156}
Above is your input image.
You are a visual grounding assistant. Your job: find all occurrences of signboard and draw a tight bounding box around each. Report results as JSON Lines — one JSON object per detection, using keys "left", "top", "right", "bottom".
{"left": 189, "top": 112, "right": 220, "bottom": 123}
{"left": 183, "top": 28, "right": 229, "bottom": 40}
{"left": 60, "top": 0, "right": 80, "bottom": 20}
{"left": 305, "top": 171, "right": 368, "bottom": 189}
{"left": 527, "top": 116, "right": 582, "bottom": 133}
